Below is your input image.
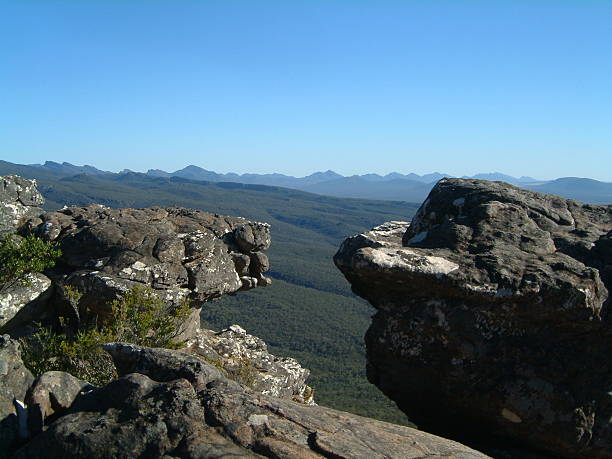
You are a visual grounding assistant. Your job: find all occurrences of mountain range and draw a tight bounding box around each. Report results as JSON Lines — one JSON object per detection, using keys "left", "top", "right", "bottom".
{"left": 23, "top": 160, "right": 612, "bottom": 204}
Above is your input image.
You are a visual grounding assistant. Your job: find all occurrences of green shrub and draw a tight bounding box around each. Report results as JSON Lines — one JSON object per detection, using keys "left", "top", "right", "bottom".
{"left": 21, "top": 286, "right": 192, "bottom": 386}
{"left": 0, "top": 234, "right": 61, "bottom": 292}
{"left": 21, "top": 324, "right": 116, "bottom": 386}
{"left": 109, "top": 285, "right": 191, "bottom": 349}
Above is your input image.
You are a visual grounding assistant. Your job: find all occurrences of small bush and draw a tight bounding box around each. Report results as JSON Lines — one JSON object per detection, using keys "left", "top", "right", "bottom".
{"left": 21, "top": 286, "right": 192, "bottom": 385}
{"left": 109, "top": 285, "right": 191, "bottom": 349}
{"left": 0, "top": 234, "right": 61, "bottom": 292}
{"left": 21, "top": 324, "right": 116, "bottom": 386}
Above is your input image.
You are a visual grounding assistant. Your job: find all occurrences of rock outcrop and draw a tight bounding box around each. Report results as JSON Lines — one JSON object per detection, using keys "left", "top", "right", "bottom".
{"left": 0, "top": 176, "right": 53, "bottom": 334}
{"left": 0, "top": 273, "right": 53, "bottom": 334}
{"left": 0, "top": 176, "right": 44, "bottom": 236}
{"left": 22, "top": 205, "right": 271, "bottom": 339}
{"left": 188, "top": 324, "right": 314, "bottom": 403}
{"left": 11, "top": 341, "right": 490, "bottom": 458}
{"left": 335, "top": 179, "right": 612, "bottom": 458}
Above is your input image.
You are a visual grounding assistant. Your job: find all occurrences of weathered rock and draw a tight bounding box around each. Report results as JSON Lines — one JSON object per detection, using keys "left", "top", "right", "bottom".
{"left": 102, "top": 342, "right": 228, "bottom": 392}
{"left": 25, "top": 205, "right": 271, "bottom": 339}
{"left": 0, "top": 335, "right": 33, "bottom": 452}
{"left": 13, "top": 343, "right": 489, "bottom": 458}
{"left": 188, "top": 325, "right": 314, "bottom": 403}
{"left": 335, "top": 179, "right": 612, "bottom": 458}
{"left": 0, "top": 273, "right": 53, "bottom": 334}
{"left": 25, "top": 371, "right": 93, "bottom": 435}
{"left": 0, "top": 175, "right": 44, "bottom": 236}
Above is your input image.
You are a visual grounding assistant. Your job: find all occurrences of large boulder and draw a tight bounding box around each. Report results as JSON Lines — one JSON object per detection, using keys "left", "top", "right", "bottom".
{"left": 0, "top": 335, "right": 34, "bottom": 452}
{"left": 12, "top": 342, "right": 489, "bottom": 458}
{"left": 25, "top": 205, "right": 272, "bottom": 339}
{"left": 0, "top": 175, "right": 44, "bottom": 236}
{"left": 334, "top": 179, "right": 612, "bottom": 458}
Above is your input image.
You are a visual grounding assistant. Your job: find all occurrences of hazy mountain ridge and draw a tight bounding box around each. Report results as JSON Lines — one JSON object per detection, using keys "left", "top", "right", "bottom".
{"left": 13, "top": 160, "right": 612, "bottom": 204}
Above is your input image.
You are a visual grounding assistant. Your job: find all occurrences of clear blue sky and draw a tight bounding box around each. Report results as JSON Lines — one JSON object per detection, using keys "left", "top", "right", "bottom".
{"left": 1, "top": 0, "right": 610, "bottom": 180}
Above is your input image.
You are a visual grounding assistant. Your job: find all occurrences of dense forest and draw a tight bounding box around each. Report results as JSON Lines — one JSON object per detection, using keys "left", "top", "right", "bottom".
{"left": 0, "top": 160, "right": 419, "bottom": 424}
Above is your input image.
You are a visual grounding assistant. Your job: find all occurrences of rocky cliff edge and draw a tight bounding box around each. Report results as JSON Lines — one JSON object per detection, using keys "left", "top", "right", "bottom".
{"left": 335, "top": 178, "right": 612, "bottom": 458}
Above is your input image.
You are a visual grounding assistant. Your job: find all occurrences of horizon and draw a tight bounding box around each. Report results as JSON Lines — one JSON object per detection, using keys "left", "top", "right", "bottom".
{"left": 17, "top": 158, "right": 612, "bottom": 183}
{"left": 2, "top": 1, "right": 611, "bottom": 181}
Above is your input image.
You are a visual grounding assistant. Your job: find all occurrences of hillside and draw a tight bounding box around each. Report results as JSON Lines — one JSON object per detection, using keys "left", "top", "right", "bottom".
{"left": 22, "top": 161, "right": 612, "bottom": 203}
{"left": 525, "top": 177, "right": 612, "bottom": 204}
{"left": 0, "top": 161, "right": 419, "bottom": 424}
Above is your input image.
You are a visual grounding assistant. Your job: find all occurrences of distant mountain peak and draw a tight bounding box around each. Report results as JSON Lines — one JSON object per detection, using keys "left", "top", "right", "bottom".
{"left": 308, "top": 170, "right": 341, "bottom": 177}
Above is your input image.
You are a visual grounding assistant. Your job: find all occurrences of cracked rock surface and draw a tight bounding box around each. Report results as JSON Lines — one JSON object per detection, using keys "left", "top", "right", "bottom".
{"left": 11, "top": 342, "right": 490, "bottom": 459}
{"left": 335, "top": 178, "right": 612, "bottom": 458}
{"left": 0, "top": 175, "right": 44, "bottom": 236}
{"left": 24, "top": 205, "right": 271, "bottom": 339}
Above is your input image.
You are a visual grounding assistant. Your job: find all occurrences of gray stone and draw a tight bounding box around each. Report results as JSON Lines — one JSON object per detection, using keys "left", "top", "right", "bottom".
{"left": 335, "top": 178, "right": 612, "bottom": 458}
{"left": 0, "top": 273, "right": 53, "bottom": 334}
{"left": 0, "top": 176, "right": 44, "bottom": 236}
{"left": 25, "top": 205, "right": 272, "bottom": 339}
{"left": 25, "top": 371, "right": 93, "bottom": 435}
{"left": 0, "top": 335, "right": 33, "bottom": 452}
{"left": 188, "top": 325, "right": 314, "bottom": 403}
{"left": 13, "top": 343, "right": 489, "bottom": 458}
{"left": 102, "top": 342, "right": 229, "bottom": 392}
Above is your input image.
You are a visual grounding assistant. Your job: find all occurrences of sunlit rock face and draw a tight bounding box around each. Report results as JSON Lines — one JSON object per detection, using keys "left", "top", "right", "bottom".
{"left": 335, "top": 178, "right": 612, "bottom": 458}
{"left": 24, "top": 205, "right": 272, "bottom": 340}
{"left": 0, "top": 176, "right": 52, "bottom": 334}
{"left": 0, "top": 175, "right": 44, "bottom": 236}
{"left": 188, "top": 324, "right": 314, "bottom": 404}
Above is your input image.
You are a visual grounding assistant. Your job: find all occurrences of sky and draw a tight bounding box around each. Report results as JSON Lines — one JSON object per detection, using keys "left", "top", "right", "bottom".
{"left": 1, "top": 0, "right": 611, "bottom": 180}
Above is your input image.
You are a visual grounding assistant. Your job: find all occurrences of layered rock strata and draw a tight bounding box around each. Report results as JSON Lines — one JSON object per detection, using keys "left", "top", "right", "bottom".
{"left": 335, "top": 178, "right": 612, "bottom": 458}
{"left": 7, "top": 338, "right": 490, "bottom": 458}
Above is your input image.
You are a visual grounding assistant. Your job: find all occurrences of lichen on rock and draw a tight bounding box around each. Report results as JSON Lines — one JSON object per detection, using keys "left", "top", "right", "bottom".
{"left": 22, "top": 205, "right": 272, "bottom": 340}
{"left": 0, "top": 175, "right": 44, "bottom": 236}
{"left": 188, "top": 324, "right": 314, "bottom": 404}
{"left": 335, "top": 178, "right": 612, "bottom": 458}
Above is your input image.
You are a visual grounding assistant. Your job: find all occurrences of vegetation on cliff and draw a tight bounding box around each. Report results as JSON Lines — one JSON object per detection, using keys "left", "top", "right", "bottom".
{"left": 21, "top": 286, "right": 192, "bottom": 386}
{"left": 0, "top": 234, "right": 60, "bottom": 293}
{"left": 0, "top": 163, "right": 418, "bottom": 424}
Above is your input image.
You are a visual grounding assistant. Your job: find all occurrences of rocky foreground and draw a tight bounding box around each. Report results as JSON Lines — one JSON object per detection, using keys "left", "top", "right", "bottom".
{"left": 335, "top": 178, "right": 612, "bottom": 458}
{"left": 0, "top": 175, "right": 488, "bottom": 458}
{"left": 0, "top": 335, "right": 490, "bottom": 458}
